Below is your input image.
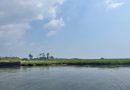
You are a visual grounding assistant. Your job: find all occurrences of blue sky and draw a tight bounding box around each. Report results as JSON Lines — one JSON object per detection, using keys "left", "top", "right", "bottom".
{"left": 0, "top": 0, "right": 130, "bottom": 58}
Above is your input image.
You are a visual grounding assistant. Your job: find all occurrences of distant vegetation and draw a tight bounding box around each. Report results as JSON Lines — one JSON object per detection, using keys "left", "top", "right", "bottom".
{"left": 27, "top": 52, "right": 54, "bottom": 60}
{"left": 21, "top": 59, "right": 130, "bottom": 66}
{"left": 0, "top": 57, "right": 21, "bottom": 62}
{"left": 1, "top": 52, "right": 130, "bottom": 67}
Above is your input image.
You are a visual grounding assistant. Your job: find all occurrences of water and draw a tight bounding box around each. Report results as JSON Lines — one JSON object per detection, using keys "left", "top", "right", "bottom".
{"left": 0, "top": 66, "right": 130, "bottom": 90}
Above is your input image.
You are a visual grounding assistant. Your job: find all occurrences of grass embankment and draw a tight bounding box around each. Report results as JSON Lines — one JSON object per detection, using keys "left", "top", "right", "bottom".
{"left": 0, "top": 61, "right": 20, "bottom": 67}
{"left": 1, "top": 59, "right": 130, "bottom": 67}
{"left": 0, "top": 58, "right": 21, "bottom": 67}
{"left": 21, "top": 59, "right": 130, "bottom": 66}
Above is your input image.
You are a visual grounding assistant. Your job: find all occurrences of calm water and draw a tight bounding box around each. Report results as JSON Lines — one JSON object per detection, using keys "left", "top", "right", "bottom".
{"left": 0, "top": 66, "right": 130, "bottom": 90}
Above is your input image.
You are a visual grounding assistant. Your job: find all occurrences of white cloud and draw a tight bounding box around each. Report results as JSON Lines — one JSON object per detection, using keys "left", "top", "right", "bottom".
{"left": 44, "top": 18, "right": 65, "bottom": 37}
{"left": 0, "top": 0, "right": 65, "bottom": 56}
{"left": 44, "top": 18, "right": 65, "bottom": 30}
{"left": 105, "top": 0, "right": 125, "bottom": 9}
{"left": 0, "top": 0, "right": 65, "bottom": 29}
{"left": 0, "top": 24, "right": 30, "bottom": 39}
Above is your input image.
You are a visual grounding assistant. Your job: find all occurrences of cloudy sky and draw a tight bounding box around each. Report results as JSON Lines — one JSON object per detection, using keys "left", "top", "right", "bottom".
{"left": 0, "top": 0, "right": 130, "bottom": 58}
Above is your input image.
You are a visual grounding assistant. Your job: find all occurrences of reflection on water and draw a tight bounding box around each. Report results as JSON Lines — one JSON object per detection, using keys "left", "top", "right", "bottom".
{"left": 0, "top": 66, "right": 130, "bottom": 90}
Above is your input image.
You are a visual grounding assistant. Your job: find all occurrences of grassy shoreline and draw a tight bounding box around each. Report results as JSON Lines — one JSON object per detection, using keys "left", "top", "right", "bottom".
{"left": 21, "top": 59, "right": 130, "bottom": 66}
{"left": 1, "top": 59, "right": 130, "bottom": 67}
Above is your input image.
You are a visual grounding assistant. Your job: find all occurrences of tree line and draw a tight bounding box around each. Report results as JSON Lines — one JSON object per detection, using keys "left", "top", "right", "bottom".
{"left": 28, "top": 52, "right": 54, "bottom": 60}
{"left": 0, "top": 52, "right": 54, "bottom": 61}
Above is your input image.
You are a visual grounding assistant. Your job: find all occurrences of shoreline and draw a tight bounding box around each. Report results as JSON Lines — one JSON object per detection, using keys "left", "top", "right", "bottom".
{"left": 1, "top": 59, "right": 130, "bottom": 67}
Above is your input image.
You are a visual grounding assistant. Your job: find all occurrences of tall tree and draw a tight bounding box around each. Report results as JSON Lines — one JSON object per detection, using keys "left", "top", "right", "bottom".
{"left": 46, "top": 53, "right": 50, "bottom": 59}
{"left": 40, "top": 53, "right": 46, "bottom": 60}
{"left": 28, "top": 54, "right": 33, "bottom": 60}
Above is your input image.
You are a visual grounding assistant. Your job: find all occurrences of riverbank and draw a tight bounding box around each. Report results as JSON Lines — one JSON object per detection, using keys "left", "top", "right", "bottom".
{"left": 21, "top": 59, "right": 130, "bottom": 66}
{"left": 0, "top": 61, "right": 20, "bottom": 67}
{"left": 1, "top": 59, "right": 130, "bottom": 67}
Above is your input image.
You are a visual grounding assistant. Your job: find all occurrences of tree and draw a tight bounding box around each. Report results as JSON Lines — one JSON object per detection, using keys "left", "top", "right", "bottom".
{"left": 22, "top": 58, "right": 28, "bottom": 60}
{"left": 50, "top": 56, "right": 54, "bottom": 59}
{"left": 28, "top": 54, "right": 33, "bottom": 60}
{"left": 39, "top": 53, "right": 46, "bottom": 60}
{"left": 100, "top": 57, "right": 104, "bottom": 59}
{"left": 46, "top": 53, "right": 50, "bottom": 59}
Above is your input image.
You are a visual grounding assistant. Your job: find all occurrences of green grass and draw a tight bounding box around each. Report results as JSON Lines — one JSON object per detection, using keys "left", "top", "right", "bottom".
{"left": 1, "top": 58, "right": 130, "bottom": 66}
{"left": 21, "top": 59, "right": 130, "bottom": 66}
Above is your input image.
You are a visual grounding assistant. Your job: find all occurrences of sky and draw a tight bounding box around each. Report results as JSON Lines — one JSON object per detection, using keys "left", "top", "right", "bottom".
{"left": 0, "top": 0, "right": 130, "bottom": 58}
